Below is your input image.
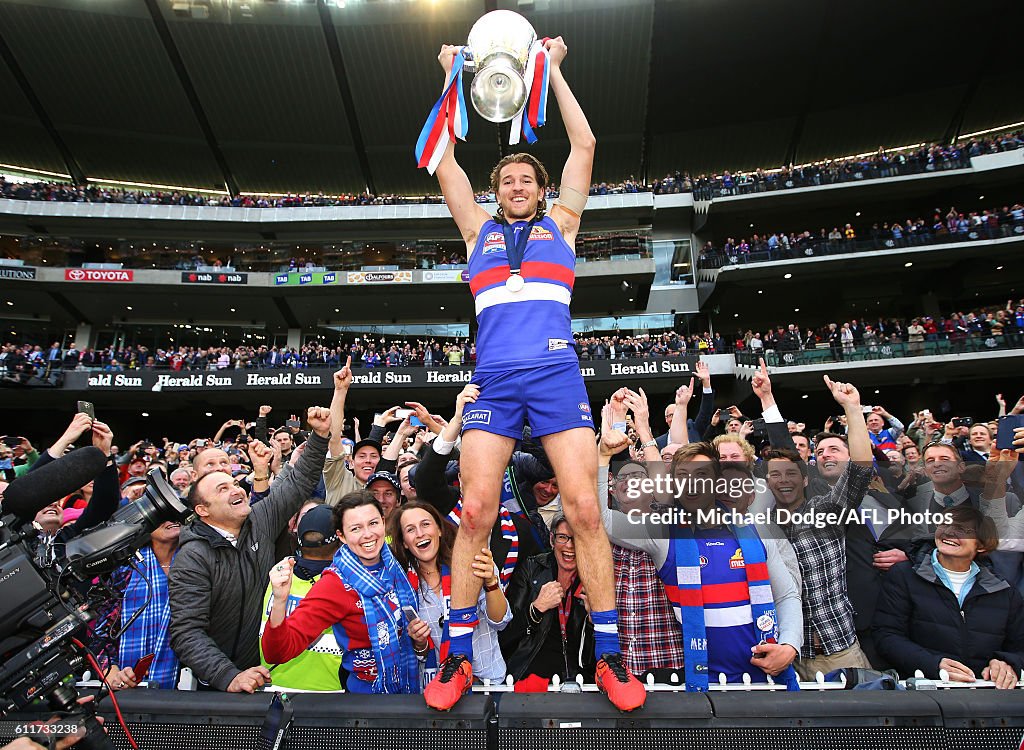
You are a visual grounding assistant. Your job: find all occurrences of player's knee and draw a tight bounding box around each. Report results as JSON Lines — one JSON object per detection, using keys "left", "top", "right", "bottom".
{"left": 459, "top": 497, "right": 497, "bottom": 534}
{"left": 564, "top": 496, "right": 602, "bottom": 534}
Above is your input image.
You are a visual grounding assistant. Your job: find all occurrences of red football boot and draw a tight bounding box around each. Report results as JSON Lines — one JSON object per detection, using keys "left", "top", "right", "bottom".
{"left": 424, "top": 654, "right": 473, "bottom": 711}
{"left": 595, "top": 652, "right": 647, "bottom": 712}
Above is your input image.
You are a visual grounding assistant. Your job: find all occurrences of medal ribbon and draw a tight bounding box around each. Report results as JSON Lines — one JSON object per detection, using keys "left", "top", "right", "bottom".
{"left": 415, "top": 48, "right": 469, "bottom": 174}
{"left": 509, "top": 39, "right": 551, "bottom": 146}
{"left": 501, "top": 219, "right": 537, "bottom": 281}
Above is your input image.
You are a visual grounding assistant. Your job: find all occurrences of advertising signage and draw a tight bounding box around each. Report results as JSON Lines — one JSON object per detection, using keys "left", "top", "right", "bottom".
{"left": 274, "top": 271, "right": 340, "bottom": 286}
{"left": 64, "top": 357, "right": 696, "bottom": 392}
{"left": 0, "top": 267, "right": 37, "bottom": 280}
{"left": 347, "top": 271, "right": 413, "bottom": 284}
{"left": 65, "top": 269, "right": 134, "bottom": 282}
{"left": 181, "top": 271, "right": 248, "bottom": 285}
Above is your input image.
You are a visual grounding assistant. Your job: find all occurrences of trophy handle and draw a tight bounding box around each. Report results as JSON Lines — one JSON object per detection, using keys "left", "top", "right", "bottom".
{"left": 462, "top": 48, "right": 476, "bottom": 73}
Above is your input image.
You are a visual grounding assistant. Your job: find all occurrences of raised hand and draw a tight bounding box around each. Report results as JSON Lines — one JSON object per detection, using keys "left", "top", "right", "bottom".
{"left": 675, "top": 377, "right": 696, "bottom": 407}
{"left": 543, "top": 36, "right": 568, "bottom": 67}
{"left": 622, "top": 387, "right": 650, "bottom": 428}
{"left": 57, "top": 412, "right": 93, "bottom": 450}
{"left": 374, "top": 406, "right": 402, "bottom": 427}
{"left": 259, "top": 405, "right": 272, "bottom": 417}
{"left": 608, "top": 387, "right": 629, "bottom": 422}
{"left": 269, "top": 557, "right": 295, "bottom": 600}
{"left": 437, "top": 44, "right": 459, "bottom": 74}
{"left": 694, "top": 359, "right": 711, "bottom": 388}
{"left": 984, "top": 449, "right": 1019, "bottom": 495}
{"left": 600, "top": 402, "right": 630, "bottom": 457}
{"left": 247, "top": 439, "right": 272, "bottom": 472}
{"left": 333, "top": 356, "right": 353, "bottom": 390}
{"left": 405, "top": 401, "right": 439, "bottom": 431}
{"left": 824, "top": 374, "right": 861, "bottom": 409}
{"left": 306, "top": 406, "right": 332, "bottom": 438}
{"left": 751, "top": 357, "right": 772, "bottom": 404}
{"left": 91, "top": 420, "right": 114, "bottom": 455}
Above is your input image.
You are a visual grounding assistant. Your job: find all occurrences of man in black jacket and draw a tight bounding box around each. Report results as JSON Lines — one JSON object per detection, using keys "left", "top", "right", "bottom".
{"left": 168, "top": 407, "right": 330, "bottom": 693}
{"left": 655, "top": 360, "right": 715, "bottom": 449}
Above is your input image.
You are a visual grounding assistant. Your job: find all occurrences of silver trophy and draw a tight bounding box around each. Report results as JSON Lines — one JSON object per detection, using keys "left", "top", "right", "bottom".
{"left": 464, "top": 10, "right": 538, "bottom": 123}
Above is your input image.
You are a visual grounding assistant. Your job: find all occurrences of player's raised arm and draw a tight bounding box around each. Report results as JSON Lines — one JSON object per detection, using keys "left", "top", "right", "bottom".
{"left": 434, "top": 45, "right": 491, "bottom": 245}
{"left": 545, "top": 36, "right": 595, "bottom": 240}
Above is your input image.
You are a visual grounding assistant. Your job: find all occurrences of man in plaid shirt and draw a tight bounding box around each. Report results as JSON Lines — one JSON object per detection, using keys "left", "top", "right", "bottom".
{"left": 602, "top": 460, "right": 685, "bottom": 676}
{"left": 764, "top": 375, "right": 875, "bottom": 679}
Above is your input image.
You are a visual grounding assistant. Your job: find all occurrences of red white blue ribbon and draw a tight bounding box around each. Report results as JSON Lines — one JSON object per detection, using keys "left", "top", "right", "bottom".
{"left": 509, "top": 39, "right": 550, "bottom": 147}
{"left": 415, "top": 48, "right": 469, "bottom": 174}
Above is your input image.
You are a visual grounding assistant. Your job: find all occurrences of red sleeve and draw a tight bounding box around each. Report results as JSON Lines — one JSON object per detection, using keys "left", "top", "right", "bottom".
{"left": 261, "top": 572, "right": 350, "bottom": 664}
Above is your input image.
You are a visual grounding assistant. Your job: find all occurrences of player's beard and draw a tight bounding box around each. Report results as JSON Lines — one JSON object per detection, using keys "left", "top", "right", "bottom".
{"left": 503, "top": 195, "right": 539, "bottom": 221}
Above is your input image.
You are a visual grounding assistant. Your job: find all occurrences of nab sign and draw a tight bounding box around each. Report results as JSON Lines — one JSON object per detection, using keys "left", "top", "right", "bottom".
{"left": 181, "top": 272, "right": 248, "bottom": 285}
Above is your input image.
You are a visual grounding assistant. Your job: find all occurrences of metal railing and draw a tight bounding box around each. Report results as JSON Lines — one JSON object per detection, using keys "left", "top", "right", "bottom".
{"left": 699, "top": 220, "right": 1024, "bottom": 270}
{"left": 688, "top": 152, "right": 974, "bottom": 201}
{"left": 735, "top": 335, "right": 1024, "bottom": 368}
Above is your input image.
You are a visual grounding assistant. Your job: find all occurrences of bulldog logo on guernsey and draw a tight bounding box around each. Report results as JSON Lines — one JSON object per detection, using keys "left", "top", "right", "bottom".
{"left": 529, "top": 225, "right": 554, "bottom": 241}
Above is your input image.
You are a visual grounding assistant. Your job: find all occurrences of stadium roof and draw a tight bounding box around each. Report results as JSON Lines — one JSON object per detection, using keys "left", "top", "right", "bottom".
{"left": 0, "top": 0, "right": 1019, "bottom": 196}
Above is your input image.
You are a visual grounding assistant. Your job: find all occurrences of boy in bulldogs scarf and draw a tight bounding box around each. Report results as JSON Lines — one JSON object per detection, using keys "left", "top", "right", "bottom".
{"left": 599, "top": 397, "right": 802, "bottom": 690}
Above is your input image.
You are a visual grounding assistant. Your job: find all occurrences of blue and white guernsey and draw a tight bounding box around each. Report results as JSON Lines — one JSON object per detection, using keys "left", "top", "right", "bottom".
{"left": 468, "top": 215, "right": 578, "bottom": 373}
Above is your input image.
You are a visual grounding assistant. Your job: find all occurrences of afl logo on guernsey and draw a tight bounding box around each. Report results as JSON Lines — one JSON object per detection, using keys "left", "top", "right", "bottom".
{"left": 529, "top": 226, "right": 554, "bottom": 241}
{"left": 482, "top": 232, "right": 505, "bottom": 255}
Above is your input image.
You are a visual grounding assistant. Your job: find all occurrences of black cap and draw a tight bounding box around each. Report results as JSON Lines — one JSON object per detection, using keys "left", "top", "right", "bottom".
{"left": 365, "top": 470, "right": 401, "bottom": 495}
{"left": 297, "top": 505, "right": 338, "bottom": 548}
{"left": 352, "top": 439, "right": 382, "bottom": 456}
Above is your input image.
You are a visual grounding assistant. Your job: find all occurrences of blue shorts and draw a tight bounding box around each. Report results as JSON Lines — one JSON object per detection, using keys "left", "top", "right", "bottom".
{"left": 463, "top": 361, "right": 594, "bottom": 439}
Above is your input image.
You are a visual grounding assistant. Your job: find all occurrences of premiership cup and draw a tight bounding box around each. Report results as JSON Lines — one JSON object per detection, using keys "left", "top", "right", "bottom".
{"left": 464, "top": 10, "right": 538, "bottom": 123}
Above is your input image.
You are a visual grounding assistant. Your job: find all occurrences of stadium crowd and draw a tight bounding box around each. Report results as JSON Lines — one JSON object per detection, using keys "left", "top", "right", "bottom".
{"left": 2, "top": 359, "right": 1023, "bottom": 699}
{"left": 698, "top": 200, "right": 1024, "bottom": 269}
{"left": 3, "top": 296, "right": 1020, "bottom": 383}
{"left": 2, "top": 130, "right": 1019, "bottom": 210}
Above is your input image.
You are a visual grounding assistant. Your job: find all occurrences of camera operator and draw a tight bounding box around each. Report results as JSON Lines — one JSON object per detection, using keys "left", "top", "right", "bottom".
{"left": 21, "top": 415, "right": 120, "bottom": 550}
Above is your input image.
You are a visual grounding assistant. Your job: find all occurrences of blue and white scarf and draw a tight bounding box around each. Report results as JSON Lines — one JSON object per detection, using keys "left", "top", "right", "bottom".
{"left": 329, "top": 543, "right": 421, "bottom": 694}
{"left": 665, "top": 522, "right": 799, "bottom": 692}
